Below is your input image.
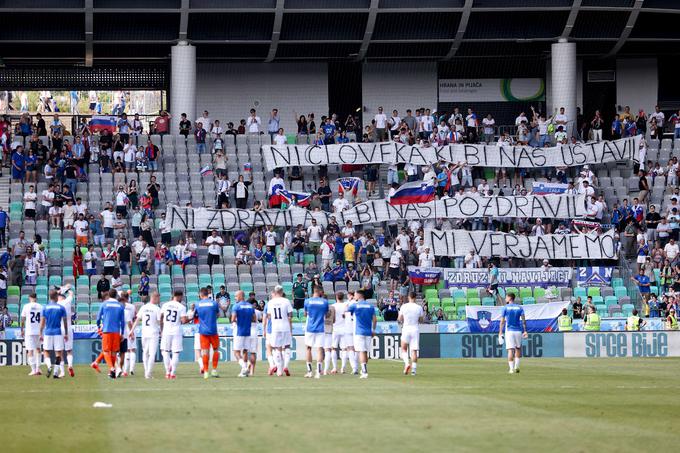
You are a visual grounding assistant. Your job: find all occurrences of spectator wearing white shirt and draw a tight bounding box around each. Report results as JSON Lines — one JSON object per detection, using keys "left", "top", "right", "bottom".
{"left": 418, "top": 247, "right": 435, "bottom": 268}
{"left": 482, "top": 114, "right": 495, "bottom": 143}
{"left": 389, "top": 110, "right": 401, "bottom": 138}
{"left": 464, "top": 250, "right": 481, "bottom": 269}
{"left": 246, "top": 109, "right": 261, "bottom": 134}
{"left": 374, "top": 106, "right": 388, "bottom": 142}
{"left": 554, "top": 107, "right": 568, "bottom": 133}
{"left": 273, "top": 128, "right": 287, "bottom": 145}
{"left": 419, "top": 108, "right": 434, "bottom": 140}
{"left": 332, "top": 192, "right": 350, "bottom": 213}
{"left": 664, "top": 238, "right": 679, "bottom": 264}
{"left": 100, "top": 203, "right": 116, "bottom": 239}
{"left": 204, "top": 230, "right": 224, "bottom": 269}
{"left": 651, "top": 105, "right": 665, "bottom": 129}
{"left": 74, "top": 213, "right": 89, "bottom": 246}
{"left": 465, "top": 108, "right": 478, "bottom": 143}
{"left": 23, "top": 185, "right": 37, "bottom": 219}
{"left": 515, "top": 112, "right": 528, "bottom": 126}
{"left": 306, "top": 219, "right": 323, "bottom": 254}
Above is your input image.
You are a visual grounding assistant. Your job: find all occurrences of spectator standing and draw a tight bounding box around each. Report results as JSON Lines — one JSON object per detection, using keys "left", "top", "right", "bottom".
{"left": 246, "top": 109, "right": 261, "bottom": 134}
{"left": 267, "top": 109, "right": 280, "bottom": 141}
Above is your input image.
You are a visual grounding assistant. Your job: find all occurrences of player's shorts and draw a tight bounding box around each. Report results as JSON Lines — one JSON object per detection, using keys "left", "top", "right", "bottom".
{"left": 142, "top": 336, "right": 159, "bottom": 355}
{"left": 25, "top": 334, "right": 40, "bottom": 350}
{"left": 342, "top": 334, "right": 354, "bottom": 349}
{"left": 234, "top": 335, "right": 251, "bottom": 351}
{"left": 505, "top": 330, "right": 523, "bottom": 350}
{"left": 248, "top": 335, "right": 258, "bottom": 352}
{"left": 63, "top": 327, "right": 74, "bottom": 350}
{"left": 323, "top": 333, "right": 333, "bottom": 349}
{"left": 400, "top": 328, "right": 420, "bottom": 350}
{"left": 43, "top": 335, "right": 64, "bottom": 351}
{"left": 488, "top": 283, "right": 498, "bottom": 294}
{"left": 119, "top": 338, "right": 128, "bottom": 354}
{"left": 293, "top": 298, "right": 305, "bottom": 310}
{"left": 353, "top": 335, "right": 372, "bottom": 352}
{"left": 161, "top": 334, "right": 183, "bottom": 353}
{"left": 194, "top": 331, "right": 201, "bottom": 350}
{"left": 200, "top": 334, "right": 219, "bottom": 350}
{"left": 305, "top": 332, "right": 324, "bottom": 348}
{"left": 269, "top": 331, "right": 291, "bottom": 348}
{"left": 102, "top": 333, "right": 121, "bottom": 353}
{"left": 331, "top": 331, "right": 344, "bottom": 348}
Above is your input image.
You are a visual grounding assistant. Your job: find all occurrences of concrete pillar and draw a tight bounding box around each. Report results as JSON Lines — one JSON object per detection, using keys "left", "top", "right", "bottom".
{"left": 170, "top": 41, "right": 196, "bottom": 131}
{"left": 551, "top": 38, "right": 577, "bottom": 136}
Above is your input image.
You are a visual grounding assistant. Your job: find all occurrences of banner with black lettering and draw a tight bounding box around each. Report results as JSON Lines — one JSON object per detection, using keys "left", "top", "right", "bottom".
{"left": 442, "top": 267, "right": 573, "bottom": 288}
{"left": 576, "top": 266, "right": 614, "bottom": 287}
{"left": 262, "top": 135, "right": 641, "bottom": 170}
{"left": 424, "top": 229, "right": 618, "bottom": 260}
{"left": 165, "top": 194, "right": 585, "bottom": 231}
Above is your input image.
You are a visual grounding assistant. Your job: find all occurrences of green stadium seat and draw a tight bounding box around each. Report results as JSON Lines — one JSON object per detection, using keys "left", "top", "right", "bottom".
{"left": 621, "top": 304, "right": 634, "bottom": 317}
{"left": 456, "top": 305, "right": 466, "bottom": 320}
{"left": 440, "top": 297, "right": 453, "bottom": 308}
{"left": 523, "top": 297, "right": 536, "bottom": 305}
{"left": 587, "top": 287, "right": 600, "bottom": 297}
{"left": 158, "top": 275, "right": 171, "bottom": 286}
{"left": 282, "top": 282, "right": 293, "bottom": 296}
{"left": 614, "top": 287, "right": 627, "bottom": 298}
{"left": 186, "top": 283, "right": 200, "bottom": 294}
{"left": 519, "top": 287, "right": 533, "bottom": 299}
{"left": 453, "top": 289, "right": 466, "bottom": 300}
{"left": 534, "top": 287, "right": 546, "bottom": 299}
{"left": 482, "top": 297, "right": 495, "bottom": 306}
{"left": 8, "top": 286, "right": 20, "bottom": 297}
{"left": 454, "top": 298, "right": 467, "bottom": 309}
{"left": 466, "top": 288, "right": 477, "bottom": 300}
{"left": 497, "top": 287, "right": 506, "bottom": 298}
{"left": 76, "top": 276, "right": 89, "bottom": 287}
{"left": 36, "top": 276, "right": 48, "bottom": 287}
{"left": 596, "top": 304, "right": 607, "bottom": 316}
{"left": 62, "top": 267, "right": 73, "bottom": 278}
{"left": 505, "top": 287, "right": 518, "bottom": 297}
{"left": 199, "top": 274, "right": 212, "bottom": 287}
{"left": 604, "top": 296, "right": 618, "bottom": 306}
{"left": 650, "top": 286, "right": 659, "bottom": 296}
{"left": 468, "top": 298, "right": 481, "bottom": 306}
{"left": 425, "top": 288, "right": 438, "bottom": 299}
{"left": 592, "top": 296, "right": 604, "bottom": 305}
{"left": 240, "top": 282, "right": 254, "bottom": 293}
{"left": 611, "top": 278, "right": 624, "bottom": 288}
{"left": 574, "top": 287, "right": 587, "bottom": 298}
{"left": 49, "top": 276, "right": 62, "bottom": 287}
{"left": 303, "top": 254, "right": 315, "bottom": 265}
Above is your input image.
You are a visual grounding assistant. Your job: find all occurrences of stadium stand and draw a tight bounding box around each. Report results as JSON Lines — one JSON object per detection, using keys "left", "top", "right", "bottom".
{"left": 2, "top": 100, "right": 679, "bottom": 330}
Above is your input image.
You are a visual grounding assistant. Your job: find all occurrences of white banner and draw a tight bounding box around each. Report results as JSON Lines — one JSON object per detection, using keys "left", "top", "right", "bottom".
{"left": 425, "top": 229, "right": 618, "bottom": 260}
{"left": 166, "top": 194, "right": 584, "bottom": 231}
{"left": 262, "top": 136, "right": 641, "bottom": 170}
{"left": 563, "top": 331, "right": 680, "bottom": 358}
{"left": 438, "top": 78, "right": 545, "bottom": 103}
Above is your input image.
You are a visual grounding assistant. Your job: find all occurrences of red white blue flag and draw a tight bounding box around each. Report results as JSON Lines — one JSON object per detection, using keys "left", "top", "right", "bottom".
{"left": 337, "top": 177, "right": 361, "bottom": 196}
{"left": 389, "top": 180, "right": 435, "bottom": 206}
{"left": 89, "top": 115, "right": 117, "bottom": 133}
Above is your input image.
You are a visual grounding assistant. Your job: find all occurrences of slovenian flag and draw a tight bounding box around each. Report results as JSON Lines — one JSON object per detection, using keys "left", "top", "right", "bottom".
{"left": 408, "top": 267, "right": 441, "bottom": 285}
{"left": 465, "top": 301, "right": 569, "bottom": 333}
{"left": 337, "top": 177, "right": 361, "bottom": 196}
{"left": 277, "top": 189, "right": 311, "bottom": 208}
{"left": 89, "top": 115, "right": 117, "bottom": 133}
{"left": 199, "top": 165, "right": 213, "bottom": 177}
{"left": 389, "top": 180, "right": 435, "bottom": 206}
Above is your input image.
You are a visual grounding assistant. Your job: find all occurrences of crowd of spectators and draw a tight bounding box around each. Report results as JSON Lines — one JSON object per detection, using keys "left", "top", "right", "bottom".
{"left": 2, "top": 101, "right": 680, "bottom": 322}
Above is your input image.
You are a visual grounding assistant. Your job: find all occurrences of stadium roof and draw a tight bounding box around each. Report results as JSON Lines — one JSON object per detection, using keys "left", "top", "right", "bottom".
{"left": 1, "top": 0, "right": 679, "bottom": 65}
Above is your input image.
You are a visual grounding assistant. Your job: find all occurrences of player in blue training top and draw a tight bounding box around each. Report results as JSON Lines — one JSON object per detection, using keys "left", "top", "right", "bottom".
{"left": 498, "top": 293, "right": 528, "bottom": 374}
{"left": 347, "top": 290, "right": 377, "bottom": 379}
{"left": 96, "top": 289, "right": 126, "bottom": 379}
{"left": 304, "top": 285, "right": 329, "bottom": 379}
{"left": 231, "top": 290, "right": 257, "bottom": 377}
{"left": 40, "top": 289, "right": 68, "bottom": 379}
{"left": 193, "top": 287, "right": 222, "bottom": 380}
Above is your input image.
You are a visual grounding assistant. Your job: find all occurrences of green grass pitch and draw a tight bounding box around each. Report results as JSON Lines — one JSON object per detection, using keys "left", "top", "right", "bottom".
{"left": 2, "top": 359, "right": 679, "bottom": 452}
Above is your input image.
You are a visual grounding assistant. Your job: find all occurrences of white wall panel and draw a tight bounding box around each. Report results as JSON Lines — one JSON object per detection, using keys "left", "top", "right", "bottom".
{"left": 196, "top": 62, "right": 329, "bottom": 134}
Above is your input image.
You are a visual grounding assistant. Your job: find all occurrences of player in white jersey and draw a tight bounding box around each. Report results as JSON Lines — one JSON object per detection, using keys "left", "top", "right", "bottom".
{"left": 330, "top": 292, "right": 353, "bottom": 373}
{"left": 160, "top": 290, "right": 189, "bottom": 379}
{"left": 249, "top": 299, "right": 261, "bottom": 376}
{"left": 130, "top": 292, "right": 161, "bottom": 379}
{"left": 115, "top": 292, "right": 134, "bottom": 377}
{"left": 343, "top": 291, "right": 359, "bottom": 374}
{"left": 21, "top": 294, "right": 43, "bottom": 376}
{"left": 56, "top": 285, "right": 75, "bottom": 378}
{"left": 122, "top": 294, "right": 138, "bottom": 376}
{"left": 398, "top": 292, "right": 424, "bottom": 376}
{"left": 266, "top": 285, "right": 293, "bottom": 377}
{"left": 322, "top": 294, "right": 336, "bottom": 375}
